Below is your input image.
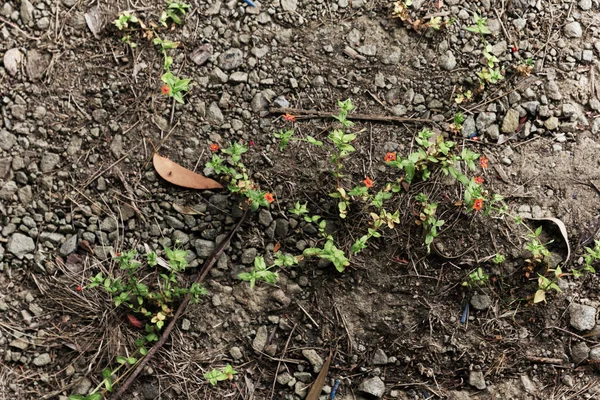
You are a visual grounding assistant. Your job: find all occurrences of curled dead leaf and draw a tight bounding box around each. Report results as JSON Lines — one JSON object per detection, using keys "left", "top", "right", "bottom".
{"left": 127, "top": 314, "right": 144, "bottom": 329}
{"left": 153, "top": 153, "right": 223, "bottom": 190}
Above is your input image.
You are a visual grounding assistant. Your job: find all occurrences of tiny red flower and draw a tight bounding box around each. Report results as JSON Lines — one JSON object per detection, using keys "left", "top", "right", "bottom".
{"left": 511, "top": 46, "right": 518, "bottom": 53}
{"left": 264, "top": 192, "right": 274, "bottom": 203}
{"left": 249, "top": 141, "right": 255, "bottom": 147}
{"left": 77, "top": 285, "right": 82, "bottom": 291}
{"left": 210, "top": 143, "right": 219, "bottom": 152}
{"left": 161, "top": 85, "right": 171, "bottom": 95}
{"left": 384, "top": 152, "right": 397, "bottom": 162}
{"left": 474, "top": 176, "right": 484, "bottom": 184}
{"left": 473, "top": 198, "right": 484, "bottom": 211}
{"left": 480, "top": 155, "right": 489, "bottom": 169}
{"left": 363, "top": 176, "right": 374, "bottom": 188}
{"left": 283, "top": 113, "right": 296, "bottom": 122}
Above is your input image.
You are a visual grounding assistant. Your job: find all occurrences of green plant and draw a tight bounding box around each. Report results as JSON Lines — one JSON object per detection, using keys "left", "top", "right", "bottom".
{"left": 534, "top": 266, "right": 562, "bottom": 303}
{"left": 304, "top": 239, "right": 350, "bottom": 272}
{"left": 462, "top": 267, "right": 489, "bottom": 288}
{"left": 455, "top": 90, "right": 472, "bottom": 104}
{"left": 153, "top": 37, "right": 179, "bottom": 70}
{"left": 493, "top": 253, "right": 505, "bottom": 264}
{"left": 572, "top": 240, "right": 600, "bottom": 277}
{"left": 160, "top": 0, "right": 191, "bottom": 26}
{"left": 450, "top": 112, "right": 465, "bottom": 133}
{"left": 524, "top": 225, "right": 551, "bottom": 262}
{"left": 273, "top": 129, "right": 323, "bottom": 151}
{"left": 89, "top": 246, "right": 206, "bottom": 332}
{"left": 113, "top": 12, "right": 138, "bottom": 30}
{"left": 160, "top": 71, "right": 191, "bottom": 104}
{"left": 238, "top": 256, "right": 279, "bottom": 289}
{"left": 206, "top": 142, "right": 275, "bottom": 211}
{"left": 465, "top": 13, "right": 491, "bottom": 36}
{"left": 205, "top": 364, "right": 237, "bottom": 385}
{"left": 415, "top": 193, "right": 445, "bottom": 252}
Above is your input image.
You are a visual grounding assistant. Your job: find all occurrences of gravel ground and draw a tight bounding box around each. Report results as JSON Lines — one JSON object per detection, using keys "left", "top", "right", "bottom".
{"left": 2, "top": 0, "right": 600, "bottom": 399}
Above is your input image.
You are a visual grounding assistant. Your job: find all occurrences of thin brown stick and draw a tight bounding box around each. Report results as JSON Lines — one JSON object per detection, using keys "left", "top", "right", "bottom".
{"left": 525, "top": 355, "right": 565, "bottom": 365}
{"left": 111, "top": 208, "right": 249, "bottom": 399}
{"left": 269, "top": 107, "right": 433, "bottom": 124}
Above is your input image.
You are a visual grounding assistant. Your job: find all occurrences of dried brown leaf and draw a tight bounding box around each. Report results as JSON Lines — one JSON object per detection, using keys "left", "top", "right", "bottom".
{"left": 153, "top": 153, "right": 223, "bottom": 190}
{"left": 527, "top": 217, "right": 571, "bottom": 264}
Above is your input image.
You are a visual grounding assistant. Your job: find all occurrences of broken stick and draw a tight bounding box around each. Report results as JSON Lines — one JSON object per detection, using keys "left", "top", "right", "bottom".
{"left": 270, "top": 107, "right": 433, "bottom": 124}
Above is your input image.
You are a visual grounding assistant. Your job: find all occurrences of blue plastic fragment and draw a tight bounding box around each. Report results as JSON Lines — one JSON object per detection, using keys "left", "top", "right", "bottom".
{"left": 243, "top": 0, "right": 256, "bottom": 6}
{"left": 330, "top": 379, "right": 341, "bottom": 399}
{"left": 461, "top": 303, "right": 469, "bottom": 324}
{"left": 468, "top": 132, "right": 478, "bottom": 139}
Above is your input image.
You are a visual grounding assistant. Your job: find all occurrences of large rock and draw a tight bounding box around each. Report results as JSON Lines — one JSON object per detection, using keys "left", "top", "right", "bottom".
{"left": 569, "top": 304, "right": 597, "bottom": 331}
{"left": 218, "top": 48, "right": 244, "bottom": 70}
{"left": 501, "top": 109, "right": 520, "bottom": 133}
{"left": 206, "top": 102, "right": 224, "bottom": 125}
{"left": 564, "top": 22, "right": 582, "bottom": 38}
{"left": 358, "top": 376, "right": 385, "bottom": 398}
{"left": 40, "top": 152, "right": 60, "bottom": 173}
{"left": 3, "top": 48, "right": 23, "bottom": 76}
{"left": 7, "top": 233, "right": 35, "bottom": 258}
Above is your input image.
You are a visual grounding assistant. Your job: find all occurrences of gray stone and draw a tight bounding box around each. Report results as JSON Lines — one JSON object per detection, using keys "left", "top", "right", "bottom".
{"left": 110, "top": 134, "right": 123, "bottom": 157}
{"left": 564, "top": 22, "right": 582, "bottom": 38}
{"left": 280, "top": 0, "right": 298, "bottom": 11}
{"left": 59, "top": 235, "right": 78, "bottom": 257}
{"left": 580, "top": 0, "right": 592, "bottom": 10}
{"left": 520, "top": 375, "right": 537, "bottom": 394}
{"left": 66, "top": 137, "right": 82, "bottom": 156}
{"left": 210, "top": 67, "right": 228, "bottom": 83}
{"left": 36, "top": 17, "right": 50, "bottom": 30}
{"left": 164, "top": 215, "right": 184, "bottom": 230}
{"left": 439, "top": 50, "right": 457, "bottom": 71}
{"left": 372, "top": 348, "right": 388, "bottom": 365}
{"left": 206, "top": 102, "right": 224, "bottom": 125}
{"left": 17, "top": 185, "right": 32, "bottom": 204}
{"left": 571, "top": 341, "right": 590, "bottom": 364}
{"left": 40, "top": 152, "right": 60, "bottom": 173}
{"left": 544, "top": 117, "right": 559, "bottom": 130}
{"left": 20, "top": 0, "right": 34, "bottom": 25}
{"left": 259, "top": 209, "right": 273, "bottom": 227}
{"left": 40, "top": 232, "right": 64, "bottom": 245}
{"left": 501, "top": 109, "right": 520, "bottom": 133}
{"left": 546, "top": 80, "right": 562, "bottom": 100}
{"left": 469, "top": 371, "right": 486, "bottom": 389}
{"left": 486, "top": 125, "right": 500, "bottom": 140}
{"left": 33, "top": 353, "right": 52, "bottom": 366}
{"left": 521, "top": 101, "right": 539, "bottom": 115}
{"left": 357, "top": 45, "right": 377, "bottom": 56}
{"left": 277, "top": 372, "right": 293, "bottom": 385}
{"left": 569, "top": 304, "right": 597, "bottom": 331}
{"left": 229, "top": 71, "right": 248, "bottom": 83}
{"left": 583, "top": 50, "right": 594, "bottom": 62}
{"left": 461, "top": 115, "right": 476, "bottom": 138}
{"left": 99, "top": 217, "right": 118, "bottom": 232}
{"left": 7, "top": 233, "right": 35, "bottom": 258}
{"left": 562, "top": 103, "right": 578, "bottom": 119}
{"left": 218, "top": 48, "right": 244, "bottom": 70}
{"left": 195, "top": 239, "right": 215, "bottom": 258}
{"left": 241, "top": 248, "right": 257, "bottom": 264}
{"left": 190, "top": 43, "right": 213, "bottom": 66}
{"left": 0, "top": 181, "right": 17, "bottom": 200}
{"left": 94, "top": 246, "right": 114, "bottom": 260}
{"left": 0, "top": 130, "right": 16, "bottom": 151}
{"left": 181, "top": 318, "right": 191, "bottom": 330}
{"left": 391, "top": 105, "right": 407, "bottom": 116}
{"left": 3, "top": 48, "right": 23, "bottom": 77}
{"left": 9, "top": 339, "right": 29, "bottom": 350}
{"left": 294, "top": 381, "right": 308, "bottom": 397}
{"left": 0, "top": 158, "right": 11, "bottom": 180}
{"left": 470, "top": 294, "right": 492, "bottom": 310}
{"left": 72, "top": 378, "right": 92, "bottom": 396}
{"left": 476, "top": 112, "right": 496, "bottom": 131}
{"left": 275, "top": 219, "right": 289, "bottom": 239}
{"left": 253, "top": 325, "right": 268, "bottom": 352}
{"left": 358, "top": 376, "right": 385, "bottom": 398}
{"left": 302, "top": 349, "right": 324, "bottom": 372}
{"left": 230, "top": 346, "right": 243, "bottom": 360}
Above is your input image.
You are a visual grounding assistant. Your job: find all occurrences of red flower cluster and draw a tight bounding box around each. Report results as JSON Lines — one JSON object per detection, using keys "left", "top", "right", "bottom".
{"left": 283, "top": 113, "right": 296, "bottom": 122}
{"left": 161, "top": 85, "right": 170, "bottom": 95}
{"left": 264, "top": 193, "right": 275, "bottom": 203}
{"left": 474, "top": 176, "right": 484, "bottom": 184}
{"left": 210, "top": 143, "right": 220, "bottom": 152}
{"left": 480, "top": 155, "right": 489, "bottom": 169}
{"left": 363, "top": 177, "right": 374, "bottom": 188}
